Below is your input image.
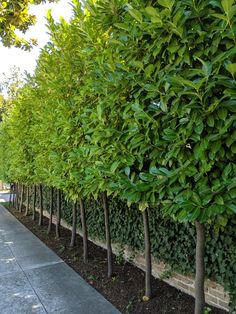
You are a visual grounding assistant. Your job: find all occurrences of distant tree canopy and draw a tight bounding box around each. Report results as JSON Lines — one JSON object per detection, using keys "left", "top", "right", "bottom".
{"left": 0, "top": 0, "right": 57, "bottom": 50}
{"left": 0, "top": 66, "right": 24, "bottom": 115}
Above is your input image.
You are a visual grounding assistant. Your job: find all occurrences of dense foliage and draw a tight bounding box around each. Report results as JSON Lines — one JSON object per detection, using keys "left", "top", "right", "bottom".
{"left": 0, "top": 0, "right": 57, "bottom": 49}
{"left": 0, "top": 0, "right": 236, "bottom": 312}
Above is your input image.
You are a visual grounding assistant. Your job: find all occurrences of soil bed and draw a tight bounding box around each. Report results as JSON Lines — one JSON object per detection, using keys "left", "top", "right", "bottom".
{"left": 6, "top": 205, "right": 227, "bottom": 314}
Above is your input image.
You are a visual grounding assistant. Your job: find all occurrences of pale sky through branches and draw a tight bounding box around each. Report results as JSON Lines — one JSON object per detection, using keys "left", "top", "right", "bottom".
{"left": 0, "top": 0, "right": 73, "bottom": 81}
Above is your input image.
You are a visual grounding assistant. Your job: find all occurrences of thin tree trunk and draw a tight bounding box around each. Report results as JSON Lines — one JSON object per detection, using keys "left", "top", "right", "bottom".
{"left": 24, "top": 186, "right": 30, "bottom": 216}
{"left": 56, "top": 189, "right": 61, "bottom": 238}
{"left": 102, "top": 192, "right": 113, "bottom": 278}
{"left": 47, "top": 187, "right": 54, "bottom": 234}
{"left": 195, "top": 221, "right": 205, "bottom": 314}
{"left": 70, "top": 201, "right": 77, "bottom": 247}
{"left": 12, "top": 184, "right": 15, "bottom": 208}
{"left": 9, "top": 184, "right": 12, "bottom": 204}
{"left": 80, "top": 199, "right": 88, "bottom": 263}
{"left": 143, "top": 209, "right": 152, "bottom": 299}
{"left": 32, "top": 185, "right": 36, "bottom": 221}
{"left": 16, "top": 183, "right": 19, "bottom": 210}
{"left": 38, "top": 184, "right": 43, "bottom": 226}
{"left": 19, "top": 184, "right": 24, "bottom": 212}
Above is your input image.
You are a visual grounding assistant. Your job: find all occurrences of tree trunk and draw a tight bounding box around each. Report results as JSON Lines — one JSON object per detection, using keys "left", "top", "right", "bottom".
{"left": 70, "top": 201, "right": 77, "bottom": 247}
{"left": 9, "top": 184, "right": 13, "bottom": 204}
{"left": 195, "top": 221, "right": 205, "bottom": 314}
{"left": 102, "top": 192, "right": 113, "bottom": 278}
{"left": 143, "top": 209, "right": 152, "bottom": 299}
{"left": 12, "top": 184, "right": 15, "bottom": 208}
{"left": 19, "top": 184, "right": 24, "bottom": 212}
{"left": 47, "top": 187, "right": 54, "bottom": 234}
{"left": 38, "top": 184, "right": 43, "bottom": 226}
{"left": 56, "top": 189, "right": 61, "bottom": 238}
{"left": 24, "top": 186, "right": 30, "bottom": 216}
{"left": 32, "top": 185, "right": 36, "bottom": 221}
{"left": 16, "top": 183, "right": 19, "bottom": 210}
{"left": 80, "top": 199, "right": 88, "bottom": 263}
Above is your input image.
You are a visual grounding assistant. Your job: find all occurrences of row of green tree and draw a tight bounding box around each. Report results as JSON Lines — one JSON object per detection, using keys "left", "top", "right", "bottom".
{"left": 0, "top": 1, "right": 236, "bottom": 313}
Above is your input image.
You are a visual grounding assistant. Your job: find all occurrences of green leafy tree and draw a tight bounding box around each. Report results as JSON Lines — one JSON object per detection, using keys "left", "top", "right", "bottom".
{"left": 79, "top": 0, "right": 236, "bottom": 312}
{"left": 0, "top": 0, "right": 57, "bottom": 50}
{"left": 0, "top": 0, "right": 235, "bottom": 312}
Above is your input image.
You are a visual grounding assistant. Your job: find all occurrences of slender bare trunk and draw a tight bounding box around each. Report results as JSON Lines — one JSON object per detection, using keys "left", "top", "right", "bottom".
{"left": 32, "top": 185, "right": 36, "bottom": 221}
{"left": 195, "top": 221, "right": 205, "bottom": 314}
{"left": 102, "top": 192, "right": 113, "bottom": 278}
{"left": 24, "top": 186, "right": 30, "bottom": 216}
{"left": 16, "top": 183, "right": 19, "bottom": 210}
{"left": 19, "top": 184, "right": 24, "bottom": 212}
{"left": 70, "top": 201, "right": 77, "bottom": 247}
{"left": 9, "top": 184, "right": 13, "bottom": 204}
{"left": 38, "top": 184, "right": 43, "bottom": 226}
{"left": 80, "top": 199, "right": 88, "bottom": 263}
{"left": 47, "top": 187, "right": 54, "bottom": 234}
{"left": 12, "top": 184, "right": 15, "bottom": 208}
{"left": 143, "top": 209, "right": 152, "bottom": 299}
{"left": 56, "top": 189, "right": 61, "bottom": 238}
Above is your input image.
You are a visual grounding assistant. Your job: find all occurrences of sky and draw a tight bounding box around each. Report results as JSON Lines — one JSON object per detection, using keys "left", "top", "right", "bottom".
{"left": 0, "top": 0, "right": 73, "bottom": 82}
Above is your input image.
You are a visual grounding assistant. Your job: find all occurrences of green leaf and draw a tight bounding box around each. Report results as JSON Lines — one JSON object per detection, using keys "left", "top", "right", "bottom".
{"left": 217, "top": 108, "right": 228, "bottom": 120}
{"left": 149, "top": 166, "right": 160, "bottom": 175}
{"left": 145, "top": 6, "right": 159, "bottom": 17}
{"left": 221, "top": 0, "right": 234, "bottom": 14}
{"left": 158, "top": 0, "right": 174, "bottom": 10}
{"left": 139, "top": 172, "right": 153, "bottom": 181}
{"left": 215, "top": 195, "right": 224, "bottom": 205}
{"left": 227, "top": 204, "right": 236, "bottom": 213}
{"left": 144, "top": 64, "right": 155, "bottom": 78}
{"left": 207, "top": 115, "right": 214, "bottom": 127}
{"left": 110, "top": 161, "right": 119, "bottom": 173}
{"left": 97, "top": 104, "right": 102, "bottom": 120}
{"left": 124, "top": 167, "right": 130, "bottom": 176}
{"left": 211, "top": 13, "right": 228, "bottom": 21}
{"left": 145, "top": 7, "right": 162, "bottom": 24}
{"left": 222, "top": 163, "right": 232, "bottom": 180}
{"left": 231, "top": 143, "right": 236, "bottom": 154}
{"left": 128, "top": 8, "right": 143, "bottom": 23}
{"left": 159, "top": 167, "right": 170, "bottom": 176}
{"left": 225, "top": 63, "right": 236, "bottom": 76}
{"left": 189, "top": 208, "right": 201, "bottom": 221}
{"left": 194, "top": 121, "right": 204, "bottom": 135}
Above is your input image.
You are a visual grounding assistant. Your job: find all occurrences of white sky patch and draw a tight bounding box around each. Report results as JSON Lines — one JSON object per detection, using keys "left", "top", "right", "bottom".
{"left": 0, "top": 0, "right": 73, "bottom": 81}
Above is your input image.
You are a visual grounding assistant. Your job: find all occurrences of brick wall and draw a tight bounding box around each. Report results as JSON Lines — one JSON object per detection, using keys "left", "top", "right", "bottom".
{"left": 41, "top": 209, "right": 230, "bottom": 312}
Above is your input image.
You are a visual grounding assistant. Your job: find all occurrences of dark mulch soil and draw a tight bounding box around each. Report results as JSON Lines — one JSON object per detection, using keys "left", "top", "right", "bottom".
{"left": 6, "top": 205, "right": 227, "bottom": 314}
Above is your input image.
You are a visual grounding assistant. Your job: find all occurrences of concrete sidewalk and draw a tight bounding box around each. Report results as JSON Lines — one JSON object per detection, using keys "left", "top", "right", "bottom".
{"left": 0, "top": 196, "right": 120, "bottom": 314}
{"left": 0, "top": 190, "right": 10, "bottom": 202}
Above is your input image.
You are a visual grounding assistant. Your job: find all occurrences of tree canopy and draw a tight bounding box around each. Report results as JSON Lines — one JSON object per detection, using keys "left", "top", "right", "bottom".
{"left": 0, "top": 0, "right": 57, "bottom": 49}
{"left": 0, "top": 0, "right": 236, "bottom": 312}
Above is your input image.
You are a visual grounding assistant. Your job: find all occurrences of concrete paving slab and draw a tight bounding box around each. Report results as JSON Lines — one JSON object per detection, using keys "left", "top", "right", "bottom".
{"left": 0, "top": 245, "right": 14, "bottom": 259}
{"left": 25, "top": 263, "right": 76, "bottom": 287}
{"left": 3, "top": 229, "right": 41, "bottom": 243}
{"left": 0, "top": 256, "right": 21, "bottom": 275}
{"left": 0, "top": 271, "right": 32, "bottom": 294}
{"left": 50, "top": 299, "right": 120, "bottom": 314}
{"left": 0, "top": 199, "right": 120, "bottom": 314}
{"left": 16, "top": 252, "right": 62, "bottom": 270}
{"left": 0, "top": 289, "right": 47, "bottom": 314}
{"left": 10, "top": 243, "right": 52, "bottom": 258}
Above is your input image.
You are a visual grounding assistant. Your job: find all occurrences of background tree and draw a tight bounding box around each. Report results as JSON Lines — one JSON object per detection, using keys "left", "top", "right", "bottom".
{"left": 0, "top": 0, "right": 57, "bottom": 50}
